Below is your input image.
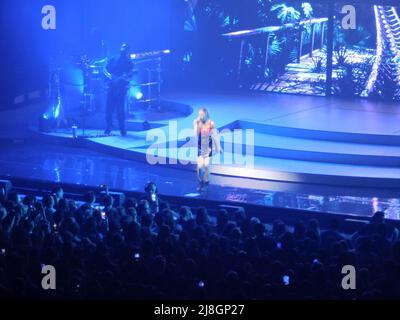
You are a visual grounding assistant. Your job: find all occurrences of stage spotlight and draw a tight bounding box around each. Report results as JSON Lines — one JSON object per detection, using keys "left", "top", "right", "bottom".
{"left": 40, "top": 97, "right": 62, "bottom": 132}
{"left": 128, "top": 85, "right": 143, "bottom": 101}
{"left": 135, "top": 91, "right": 143, "bottom": 100}
{"left": 43, "top": 98, "right": 61, "bottom": 120}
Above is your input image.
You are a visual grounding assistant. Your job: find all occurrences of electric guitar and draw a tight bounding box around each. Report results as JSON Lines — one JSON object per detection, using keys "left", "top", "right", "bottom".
{"left": 104, "top": 71, "right": 134, "bottom": 91}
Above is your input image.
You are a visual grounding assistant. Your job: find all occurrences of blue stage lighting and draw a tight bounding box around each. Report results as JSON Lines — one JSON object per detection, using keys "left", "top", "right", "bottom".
{"left": 128, "top": 85, "right": 143, "bottom": 101}
{"left": 43, "top": 97, "right": 61, "bottom": 120}
{"left": 135, "top": 91, "right": 143, "bottom": 100}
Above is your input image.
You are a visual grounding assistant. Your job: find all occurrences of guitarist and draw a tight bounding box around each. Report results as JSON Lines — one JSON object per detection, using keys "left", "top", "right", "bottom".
{"left": 104, "top": 43, "right": 134, "bottom": 136}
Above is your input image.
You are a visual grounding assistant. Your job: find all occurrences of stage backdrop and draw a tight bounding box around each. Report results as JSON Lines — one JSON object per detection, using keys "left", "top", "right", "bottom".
{"left": 179, "top": 1, "right": 400, "bottom": 101}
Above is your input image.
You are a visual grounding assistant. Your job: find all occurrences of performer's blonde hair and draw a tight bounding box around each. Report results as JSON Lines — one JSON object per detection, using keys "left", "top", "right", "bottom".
{"left": 199, "top": 107, "right": 210, "bottom": 122}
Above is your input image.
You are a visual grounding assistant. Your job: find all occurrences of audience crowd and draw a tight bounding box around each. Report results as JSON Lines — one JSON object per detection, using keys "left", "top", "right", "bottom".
{"left": 0, "top": 184, "right": 399, "bottom": 299}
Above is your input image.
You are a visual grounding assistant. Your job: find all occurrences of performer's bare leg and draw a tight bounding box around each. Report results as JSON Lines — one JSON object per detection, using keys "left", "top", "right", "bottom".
{"left": 197, "top": 156, "right": 204, "bottom": 183}
{"left": 203, "top": 156, "right": 210, "bottom": 185}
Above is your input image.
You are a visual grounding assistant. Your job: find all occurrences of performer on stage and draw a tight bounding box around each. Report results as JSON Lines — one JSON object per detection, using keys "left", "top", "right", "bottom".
{"left": 104, "top": 43, "right": 134, "bottom": 136}
{"left": 193, "top": 108, "right": 222, "bottom": 191}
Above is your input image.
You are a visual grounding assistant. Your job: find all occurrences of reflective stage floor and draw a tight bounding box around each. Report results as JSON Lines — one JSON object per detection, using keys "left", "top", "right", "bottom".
{"left": 0, "top": 141, "right": 398, "bottom": 220}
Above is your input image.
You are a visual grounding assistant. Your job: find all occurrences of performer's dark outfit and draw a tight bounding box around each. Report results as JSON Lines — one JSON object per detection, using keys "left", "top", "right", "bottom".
{"left": 105, "top": 47, "right": 134, "bottom": 135}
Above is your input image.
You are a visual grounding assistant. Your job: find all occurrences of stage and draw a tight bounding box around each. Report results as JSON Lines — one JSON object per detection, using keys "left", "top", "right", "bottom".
{"left": 21, "top": 89, "right": 399, "bottom": 220}
{"left": 35, "top": 90, "right": 400, "bottom": 187}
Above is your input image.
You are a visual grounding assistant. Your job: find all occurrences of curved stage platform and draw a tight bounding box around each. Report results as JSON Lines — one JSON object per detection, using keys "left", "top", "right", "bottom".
{"left": 34, "top": 90, "right": 400, "bottom": 190}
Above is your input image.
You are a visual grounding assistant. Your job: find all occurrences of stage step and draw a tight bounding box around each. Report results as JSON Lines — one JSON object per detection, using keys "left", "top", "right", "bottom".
{"left": 236, "top": 120, "right": 400, "bottom": 145}
{"left": 172, "top": 131, "right": 400, "bottom": 166}
{"left": 212, "top": 154, "right": 400, "bottom": 188}
{"left": 220, "top": 132, "right": 400, "bottom": 167}
{"left": 129, "top": 146, "right": 400, "bottom": 188}
{"left": 33, "top": 129, "right": 400, "bottom": 189}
